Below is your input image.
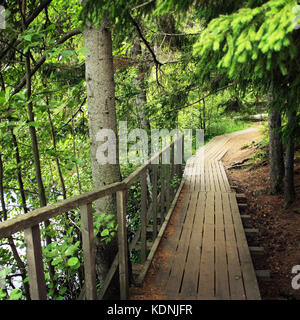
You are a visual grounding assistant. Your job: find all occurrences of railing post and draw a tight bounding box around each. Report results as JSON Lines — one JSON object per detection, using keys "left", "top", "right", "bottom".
{"left": 180, "top": 134, "right": 185, "bottom": 178}
{"left": 24, "top": 224, "right": 47, "bottom": 300}
{"left": 160, "top": 153, "right": 165, "bottom": 220}
{"left": 140, "top": 170, "right": 147, "bottom": 264}
{"left": 171, "top": 142, "right": 175, "bottom": 179}
{"left": 152, "top": 164, "right": 158, "bottom": 240}
{"left": 80, "top": 203, "right": 97, "bottom": 300}
{"left": 117, "top": 189, "right": 129, "bottom": 300}
{"left": 166, "top": 162, "right": 170, "bottom": 210}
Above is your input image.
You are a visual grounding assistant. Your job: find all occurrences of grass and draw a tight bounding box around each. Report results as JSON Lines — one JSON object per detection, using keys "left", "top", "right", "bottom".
{"left": 204, "top": 117, "right": 252, "bottom": 141}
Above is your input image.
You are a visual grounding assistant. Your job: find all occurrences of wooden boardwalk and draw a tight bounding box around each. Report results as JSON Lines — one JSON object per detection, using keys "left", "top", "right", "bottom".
{"left": 134, "top": 129, "right": 261, "bottom": 300}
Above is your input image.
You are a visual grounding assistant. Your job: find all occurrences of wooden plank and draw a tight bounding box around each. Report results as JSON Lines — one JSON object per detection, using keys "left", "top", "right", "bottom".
{"left": 160, "top": 159, "right": 165, "bottom": 220}
{"left": 228, "top": 193, "right": 261, "bottom": 300}
{"left": 141, "top": 171, "right": 147, "bottom": 264}
{"left": 249, "top": 246, "right": 265, "bottom": 257}
{"left": 204, "top": 161, "right": 210, "bottom": 192}
{"left": 218, "top": 162, "right": 231, "bottom": 192}
{"left": 207, "top": 160, "right": 214, "bottom": 191}
{"left": 153, "top": 189, "right": 191, "bottom": 292}
{"left": 136, "top": 179, "right": 185, "bottom": 286}
{"left": 166, "top": 191, "right": 199, "bottom": 299}
{"left": 198, "top": 192, "right": 215, "bottom": 299}
{"left": 222, "top": 193, "right": 245, "bottom": 300}
{"left": 213, "top": 160, "right": 227, "bottom": 192}
{"left": 255, "top": 270, "right": 270, "bottom": 281}
{"left": 211, "top": 160, "right": 221, "bottom": 192}
{"left": 80, "top": 203, "right": 97, "bottom": 300}
{"left": 180, "top": 192, "right": 206, "bottom": 299}
{"left": 166, "top": 163, "right": 170, "bottom": 210}
{"left": 170, "top": 143, "right": 175, "bottom": 192}
{"left": 117, "top": 189, "right": 129, "bottom": 300}
{"left": 24, "top": 224, "right": 47, "bottom": 300}
{"left": 245, "top": 228, "right": 259, "bottom": 236}
{"left": 214, "top": 192, "right": 230, "bottom": 299}
{"left": 200, "top": 157, "right": 205, "bottom": 191}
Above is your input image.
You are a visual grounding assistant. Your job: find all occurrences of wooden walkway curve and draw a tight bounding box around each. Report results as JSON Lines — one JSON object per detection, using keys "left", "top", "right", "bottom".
{"left": 132, "top": 128, "right": 261, "bottom": 300}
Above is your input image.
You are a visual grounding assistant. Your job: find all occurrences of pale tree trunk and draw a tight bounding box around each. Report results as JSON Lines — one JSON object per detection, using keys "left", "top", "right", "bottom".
{"left": 284, "top": 109, "right": 297, "bottom": 207}
{"left": 83, "top": 20, "right": 122, "bottom": 297}
{"left": 131, "top": 40, "right": 151, "bottom": 132}
{"left": 268, "top": 100, "right": 284, "bottom": 194}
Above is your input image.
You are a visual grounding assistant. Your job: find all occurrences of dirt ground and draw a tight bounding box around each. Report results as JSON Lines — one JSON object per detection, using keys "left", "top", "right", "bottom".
{"left": 222, "top": 125, "right": 300, "bottom": 300}
{"left": 130, "top": 125, "right": 300, "bottom": 300}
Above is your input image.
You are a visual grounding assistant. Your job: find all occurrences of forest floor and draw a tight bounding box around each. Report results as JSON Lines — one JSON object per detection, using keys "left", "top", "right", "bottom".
{"left": 222, "top": 124, "right": 300, "bottom": 300}
{"left": 130, "top": 123, "right": 300, "bottom": 300}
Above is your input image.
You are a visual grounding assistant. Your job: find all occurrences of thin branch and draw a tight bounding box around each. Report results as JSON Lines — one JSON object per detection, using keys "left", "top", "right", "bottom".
{"left": 131, "top": 0, "right": 155, "bottom": 11}
{"left": 0, "top": 0, "right": 53, "bottom": 61}
{"left": 12, "top": 28, "right": 82, "bottom": 97}
{"left": 129, "top": 14, "right": 162, "bottom": 67}
{"left": 60, "top": 97, "right": 86, "bottom": 130}
{"left": 166, "top": 84, "right": 233, "bottom": 114}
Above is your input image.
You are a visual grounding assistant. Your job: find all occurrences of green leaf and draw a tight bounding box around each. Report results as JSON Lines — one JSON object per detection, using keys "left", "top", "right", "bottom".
{"left": 23, "top": 34, "right": 32, "bottom": 42}
{"left": 59, "top": 286, "right": 67, "bottom": 295}
{"left": 64, "top": 245, "right": 77, "bottom": 256}
{"left": 0, "top": 289, "right": 7, "bottom": 299}
{"left": 8, "top": 289, "right": 22, "bottom": 300}
{"left": 67, "top": 257, "right": 79, "bottom": 267}
{"left": 51, "top": 256, "right": 63, "bottom": 266}
{"left": 61, "top": 50, "right": 74, "bottom": 58}
{"left": 26, "top": 121, "right": 40, "bottom": 128}
{"left": 66, "top": 163, "right": 74, "bottom": 170}
{"left": 0, "top": 267, "right": 9, "bottom": 279}
{"left": 101, "top": 229, "right": 109, "bottom": 237}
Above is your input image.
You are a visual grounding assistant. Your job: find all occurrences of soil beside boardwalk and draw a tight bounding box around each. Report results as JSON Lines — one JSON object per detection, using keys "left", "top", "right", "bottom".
{"left": 222, "top": 127, "right": 300, "bottom": 300}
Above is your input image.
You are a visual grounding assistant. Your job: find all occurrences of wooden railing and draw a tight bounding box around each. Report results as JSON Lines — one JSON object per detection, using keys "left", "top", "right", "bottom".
{"left": 0, "top": 135, "right": 185, "bottom": 300}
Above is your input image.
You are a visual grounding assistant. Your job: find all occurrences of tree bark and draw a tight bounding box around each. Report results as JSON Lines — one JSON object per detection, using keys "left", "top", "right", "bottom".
{"left": 131, "top": 40, "right": 151, "bottom": 132}
{"left": 10, "top": 128, "right": 29, "bottom": 213}
{"left": 284, "top": 110, "right": 297, "bottom": 207}
{"left": 268, "top": 105, "right": 284, "bottom": 194}
{"left": 83, "top": 19, "right": 122, "bottom": 297}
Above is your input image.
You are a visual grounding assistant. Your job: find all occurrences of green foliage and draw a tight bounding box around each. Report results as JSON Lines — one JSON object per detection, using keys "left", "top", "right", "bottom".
{"left": 94, "top": 213, "right": 117, "bottom": 244}
{"left": 193, "top": 0, "right": 298, "bottom": 95}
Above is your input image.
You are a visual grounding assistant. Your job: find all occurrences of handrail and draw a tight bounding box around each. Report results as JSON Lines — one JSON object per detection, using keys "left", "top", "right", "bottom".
{"left": 0, "top": 182, "right": 127, "bottom": 239}
{"left": 0, "top": 133, "right": 185, "bottom": 300}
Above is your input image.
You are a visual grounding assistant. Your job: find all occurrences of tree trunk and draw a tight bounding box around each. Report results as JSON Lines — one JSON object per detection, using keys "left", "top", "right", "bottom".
{"left": 10, "top": 128, "right": 29, "bottom": 213}
{"left": 47, "top": 106, "right": 67, "bottom": 200}
{"left": 83, "top": 19, "right": 122, "bottom": 297}
{"left": 131, "top": 40, "right": 151, "bottom": 132}
{"left": 268, "top": 106, "right": 284, "bottom": 194}
{"left": 284, "top": 110, "right": 297, "bottom": 207}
